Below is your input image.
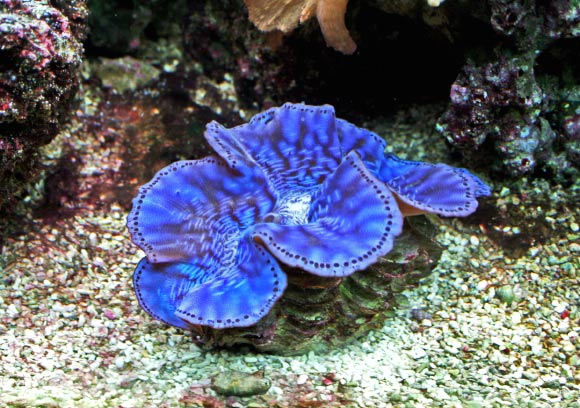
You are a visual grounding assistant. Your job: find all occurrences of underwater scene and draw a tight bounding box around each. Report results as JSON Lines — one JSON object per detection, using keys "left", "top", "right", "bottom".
{"left": 0, "top": 0, "right": 579, "bottom": 407}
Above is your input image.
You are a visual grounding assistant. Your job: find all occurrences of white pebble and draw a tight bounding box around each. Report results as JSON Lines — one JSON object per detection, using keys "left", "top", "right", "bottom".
{"left": 477, "top": 280, "right": 489, "bottom": 291}
{"left": 38, "top": 358, "right": 54, "bottom": 371}
{"left": 409, "top": 346, "right": 427, "bottom": 360}
{"left": 115, "top": 357, "right": 125, "bottom": 369}
{"left": 6, "top": 304, "right": 19, "bottom": 318}
{"left": 296, "top": 374, "right": 308, "bottom": 385}
{"left": 270, "top": 386, "right": 283, "bottom": 395}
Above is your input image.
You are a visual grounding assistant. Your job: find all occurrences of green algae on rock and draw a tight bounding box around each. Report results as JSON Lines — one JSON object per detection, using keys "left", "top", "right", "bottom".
{"left": 211, "top": 370, "right": 271, "bottom": 397}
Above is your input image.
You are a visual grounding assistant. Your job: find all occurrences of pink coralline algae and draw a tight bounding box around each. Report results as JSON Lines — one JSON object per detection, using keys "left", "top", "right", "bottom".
{"left": 127, "top": 103, "right": 490, "bottom": 332}
{"left": 438, "top": 1, "right": 580, "bottom": 179}
{"left": 436, "top": 57, "right": 552, "bottom": 175}
{"left": 0, "top": 0, "right": 86, "bottom": 136}
{"left": 0, "top": 0, "right": 87, "bottom": 213}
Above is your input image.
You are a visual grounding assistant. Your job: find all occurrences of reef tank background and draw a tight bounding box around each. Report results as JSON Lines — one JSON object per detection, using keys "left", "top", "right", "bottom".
{"left": 1, "top": 0, "right": 579, "bottom": 406}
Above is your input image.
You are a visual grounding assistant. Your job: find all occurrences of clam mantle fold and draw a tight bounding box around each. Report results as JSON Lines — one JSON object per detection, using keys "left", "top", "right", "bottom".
{"left": 127, "top": 103, "right": 490, "bottom": 331}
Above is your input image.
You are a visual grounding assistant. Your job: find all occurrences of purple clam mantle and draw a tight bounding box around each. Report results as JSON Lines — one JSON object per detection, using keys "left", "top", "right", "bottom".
{"left": 127, "top": 103, "right": 490, "bottom": 330}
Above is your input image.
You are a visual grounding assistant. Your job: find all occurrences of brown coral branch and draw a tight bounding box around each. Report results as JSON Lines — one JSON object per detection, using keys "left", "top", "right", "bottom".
{"left": 299, "top": 0, "right": 318, "bottom": 23}
{"left": 245, "top": 0, "right": 307, "bottom": 33}
{"left": 244, "top": 0, "right": 357, "bottom": 54}
{"left": 316, "top": 0, "right": 356, "bottom": 54}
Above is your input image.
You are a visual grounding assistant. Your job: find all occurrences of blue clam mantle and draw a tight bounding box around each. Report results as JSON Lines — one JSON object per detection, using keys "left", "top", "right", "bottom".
{"left": 127, "top": 103, "right": 490, "bottom": 330}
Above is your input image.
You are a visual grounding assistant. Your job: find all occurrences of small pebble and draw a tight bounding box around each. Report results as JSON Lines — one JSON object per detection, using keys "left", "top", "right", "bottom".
{"left": 496, "top": 286, "right": 516, "bottom": 306}
{"left": 477, "top": 280, "right": 489, "bottom": 291}
{"left": 212, "top": 371, "right": 270, "bottom": 397}
{"left": 296, "top": 374, "right": 308, "bottom": 385}
{"left": 410, "top": 308, "right": 432, "bottom": 322}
